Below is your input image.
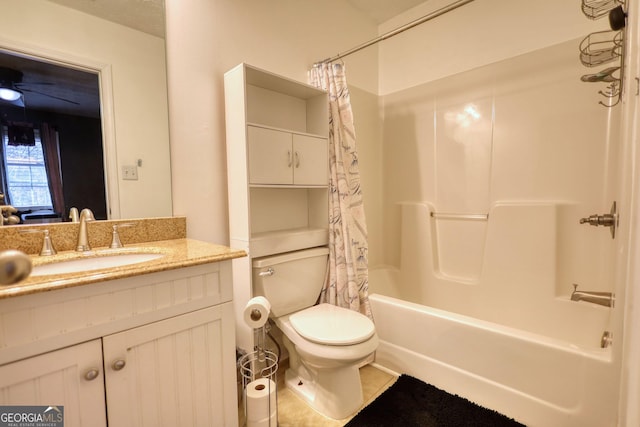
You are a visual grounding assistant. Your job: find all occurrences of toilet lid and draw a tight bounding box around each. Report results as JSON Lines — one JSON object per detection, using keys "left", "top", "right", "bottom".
{"left": 289, "top": 303, "right": 375, "bottom": 346}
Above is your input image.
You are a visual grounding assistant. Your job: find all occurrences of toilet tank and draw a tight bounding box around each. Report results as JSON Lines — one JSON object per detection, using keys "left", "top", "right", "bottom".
{"left": 252, "top": 247, "right": 329, "bottom": 317}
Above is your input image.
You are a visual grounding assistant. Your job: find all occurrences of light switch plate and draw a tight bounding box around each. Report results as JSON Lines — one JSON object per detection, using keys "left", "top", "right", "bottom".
{"left": 122, "top": 165, "right": 138, "bottom": 180}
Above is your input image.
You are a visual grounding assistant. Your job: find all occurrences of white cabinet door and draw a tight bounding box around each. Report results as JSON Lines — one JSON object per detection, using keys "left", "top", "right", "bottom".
{"left": 103, "top": 304, "right": 238, "bottom": 427}
{"left": 248, "top": 126, "right": 292, "bottom": 184}
{"left": 0, "top": 339, "right": 107, "bottom": 427}
{"left": 248, "top": 126, "right": 328, "bottom": 186}
{"left": 293, "top": 134, "right": 328, "bottom": 186}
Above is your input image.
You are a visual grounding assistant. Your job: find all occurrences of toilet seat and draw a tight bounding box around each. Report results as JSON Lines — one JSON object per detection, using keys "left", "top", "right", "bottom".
{"left": 276, "top": 314, "right": 378, "bottom": 368}
{"left": 289, "top": 303, "right": 375, "bottom": 345}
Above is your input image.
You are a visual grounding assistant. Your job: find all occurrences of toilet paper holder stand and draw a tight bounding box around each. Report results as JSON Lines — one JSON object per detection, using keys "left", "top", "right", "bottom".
{"left": 239, "top": 324, "right": 279, "bottom": 426}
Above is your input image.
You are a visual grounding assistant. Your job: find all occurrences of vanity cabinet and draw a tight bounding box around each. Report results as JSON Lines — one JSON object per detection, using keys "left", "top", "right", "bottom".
{"left": 0, "top": 262, "right": 238, "bottom": 427}
{"left": 224, "top": 63, "right": 329, "bottom": 352}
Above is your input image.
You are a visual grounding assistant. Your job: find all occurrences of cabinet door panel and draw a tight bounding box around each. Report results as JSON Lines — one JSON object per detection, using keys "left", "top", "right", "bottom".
{"left": 293, "top": 134, "right": 328, "bottom": 185}
{"left": 248, "top": 126, "right": 292, "bottom": 184}
{"left": 103, "top": 304, "right": 237, "bottom": 427}
{"left": 0, "top": 339, "right": 107, "bottom": 427}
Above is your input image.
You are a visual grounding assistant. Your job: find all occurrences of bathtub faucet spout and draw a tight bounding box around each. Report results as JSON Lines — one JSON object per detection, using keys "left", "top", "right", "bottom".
{"left": 571, "top": 284, "right": 614, "bottom": 308}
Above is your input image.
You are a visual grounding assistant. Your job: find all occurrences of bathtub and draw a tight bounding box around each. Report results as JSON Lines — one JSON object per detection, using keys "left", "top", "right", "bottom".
{"left": 370, "top": 293, "right": 619, "bottom": 427}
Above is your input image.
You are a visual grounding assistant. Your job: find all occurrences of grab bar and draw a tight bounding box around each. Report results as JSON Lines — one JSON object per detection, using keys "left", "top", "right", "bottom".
{"left": 430, "top": 212, "right": 488, "bottom": 221}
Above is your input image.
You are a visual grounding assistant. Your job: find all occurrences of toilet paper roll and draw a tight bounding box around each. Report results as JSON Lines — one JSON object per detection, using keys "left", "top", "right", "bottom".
{"left": 243, "top": 296, "right": 271, "bottom": 328}
{"left": 247, "top": 412, "right": 278, "bottom": 427}
{"left": 246, "top": 378, "right": 277, "bottom": 422}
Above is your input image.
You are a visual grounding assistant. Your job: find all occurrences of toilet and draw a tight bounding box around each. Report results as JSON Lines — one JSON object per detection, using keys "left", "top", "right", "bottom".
{"left": 252, "top": 247, "right": 378, "bottom": 419}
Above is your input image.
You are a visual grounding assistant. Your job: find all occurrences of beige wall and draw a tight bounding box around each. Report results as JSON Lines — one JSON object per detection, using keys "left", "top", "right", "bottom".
{"left": 0, "top": 0, "right": 172, "bottom": 220}
{"left": 165, "top": 0, "right": 379, "bottom": 245}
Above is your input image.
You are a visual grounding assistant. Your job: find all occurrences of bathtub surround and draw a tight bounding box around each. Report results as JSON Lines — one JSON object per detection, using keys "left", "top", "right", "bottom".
{"left": 352, "top": 33, "right": 624, "bottom": 426}
{"left": 345, "top": 374, "right": 525, "bottom": 427}
{"left": 309, "top": 62, "right": 371, "bottom": 319}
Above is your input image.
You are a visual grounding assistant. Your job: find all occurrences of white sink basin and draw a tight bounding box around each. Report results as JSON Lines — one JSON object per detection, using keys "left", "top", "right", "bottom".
{"left": 31, "top": 253, "right": 164, "bottom": 276}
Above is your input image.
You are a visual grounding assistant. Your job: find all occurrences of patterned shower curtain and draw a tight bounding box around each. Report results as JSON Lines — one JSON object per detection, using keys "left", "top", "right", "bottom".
{"left": 309, "top": 62, "right": 372, "bottom": 320}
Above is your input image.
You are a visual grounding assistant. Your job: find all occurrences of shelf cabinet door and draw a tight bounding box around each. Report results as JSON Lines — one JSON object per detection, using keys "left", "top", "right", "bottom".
{"left": 248, "top": 126, "right": 293, "bottom": 184}
{"left": 293, "top": 134, "right": 328, "bottom": 185}
{"left": 103, "top": 304, "right": 237, "bottom": 427}
{"left": 0, "top": 339, "right": 107, "bottom": 427}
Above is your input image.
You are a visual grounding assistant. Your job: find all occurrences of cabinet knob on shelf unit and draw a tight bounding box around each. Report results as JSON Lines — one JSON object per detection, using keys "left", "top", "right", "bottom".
{"left": 111, "top": 359, "right": 126, "bottom": 371}
{"left": 84, "top": 368, "right": 100, "bottom": 381}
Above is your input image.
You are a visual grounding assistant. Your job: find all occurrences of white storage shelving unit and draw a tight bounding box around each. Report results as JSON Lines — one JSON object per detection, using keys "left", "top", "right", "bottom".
{"left": 224, "top": 63, "right": 329, "bottom": 352}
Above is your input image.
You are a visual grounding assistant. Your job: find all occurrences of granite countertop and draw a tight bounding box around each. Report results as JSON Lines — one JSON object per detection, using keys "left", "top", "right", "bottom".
{"left": 0, "top": 239, "right": 246, "bottom": 300}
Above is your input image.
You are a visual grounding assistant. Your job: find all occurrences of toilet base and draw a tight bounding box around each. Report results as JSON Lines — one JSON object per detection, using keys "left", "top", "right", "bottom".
{"left": 284, "top": 364, "right": 364, "bottom": 420}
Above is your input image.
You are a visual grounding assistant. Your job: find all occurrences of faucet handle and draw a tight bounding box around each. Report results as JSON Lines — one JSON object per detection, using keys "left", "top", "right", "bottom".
{"left": 69, "top": 207, "right": 79, "bottom": 222}
{"left": 110, "top": 223, "right": 134, "bottom": 249}
{"left": 0, "top": 205, "right": 17, "bottom": 214}
{"left": 20, "top": 229, "right": 57, "bottom": 256}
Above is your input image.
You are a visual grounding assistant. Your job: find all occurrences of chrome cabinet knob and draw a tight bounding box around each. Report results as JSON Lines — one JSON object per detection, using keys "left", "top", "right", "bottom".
{"left": 84, "top": 368, "right": 100, "bottom": 381}
{"left": 112, "top": 359, "right": 126, "bottom": 371}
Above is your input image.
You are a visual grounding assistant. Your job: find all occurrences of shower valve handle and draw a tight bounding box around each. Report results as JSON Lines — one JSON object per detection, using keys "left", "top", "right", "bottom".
{"left": 579, "top": 202, "right": 618, "bottom": 239}
{"left": 579, "top": 213, "right": 615, "bottom": 227}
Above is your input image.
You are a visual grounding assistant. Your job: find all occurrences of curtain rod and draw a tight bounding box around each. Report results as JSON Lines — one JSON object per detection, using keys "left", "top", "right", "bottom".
{"left": 315, "top": 0, "right": 475, "bottom": 65}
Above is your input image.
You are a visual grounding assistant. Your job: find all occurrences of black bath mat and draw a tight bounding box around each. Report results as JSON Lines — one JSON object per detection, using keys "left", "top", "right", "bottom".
{"left": 345, "top": 374, "right": 526, "bottom": 427}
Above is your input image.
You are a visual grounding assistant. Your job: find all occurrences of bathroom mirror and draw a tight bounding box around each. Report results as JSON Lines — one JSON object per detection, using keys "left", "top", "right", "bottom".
{"left": 0, "top": 50, "right": 106, "bottom": 221}
{"left": 0, "top": 0, "right": 172, "bottom": 223}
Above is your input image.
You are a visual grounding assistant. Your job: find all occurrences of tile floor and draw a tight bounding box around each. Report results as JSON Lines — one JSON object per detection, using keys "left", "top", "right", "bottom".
{"left": 240, "top": 364, "right": 397, "bottom": 427}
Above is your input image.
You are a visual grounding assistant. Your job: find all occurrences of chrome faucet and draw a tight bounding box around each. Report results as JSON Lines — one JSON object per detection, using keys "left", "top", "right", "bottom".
{"left": 571, "top": 284, "right": 614, "bottom": 308}
{"left": 76, "top": 208, "right": 95, "bottom": 252}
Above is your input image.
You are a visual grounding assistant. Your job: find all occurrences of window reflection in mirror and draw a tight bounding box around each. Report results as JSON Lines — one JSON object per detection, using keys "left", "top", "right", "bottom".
{"left": 0, "top": 50, "right": 106, "bottom": 225}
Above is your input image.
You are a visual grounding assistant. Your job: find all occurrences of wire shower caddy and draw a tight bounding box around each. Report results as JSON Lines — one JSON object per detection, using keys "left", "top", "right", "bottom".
{"left": 579, "top": 0, "right": 627, "bottom": 107}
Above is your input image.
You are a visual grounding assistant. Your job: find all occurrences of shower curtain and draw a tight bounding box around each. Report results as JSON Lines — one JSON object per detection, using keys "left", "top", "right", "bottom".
{"left": 309, "top": 62, "right": 372, "bottom": 320}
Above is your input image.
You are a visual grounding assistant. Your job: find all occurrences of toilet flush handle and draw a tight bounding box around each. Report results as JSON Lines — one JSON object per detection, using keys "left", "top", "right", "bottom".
{"left": 258, "top": 268, "right": 274, "bottom": 277}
